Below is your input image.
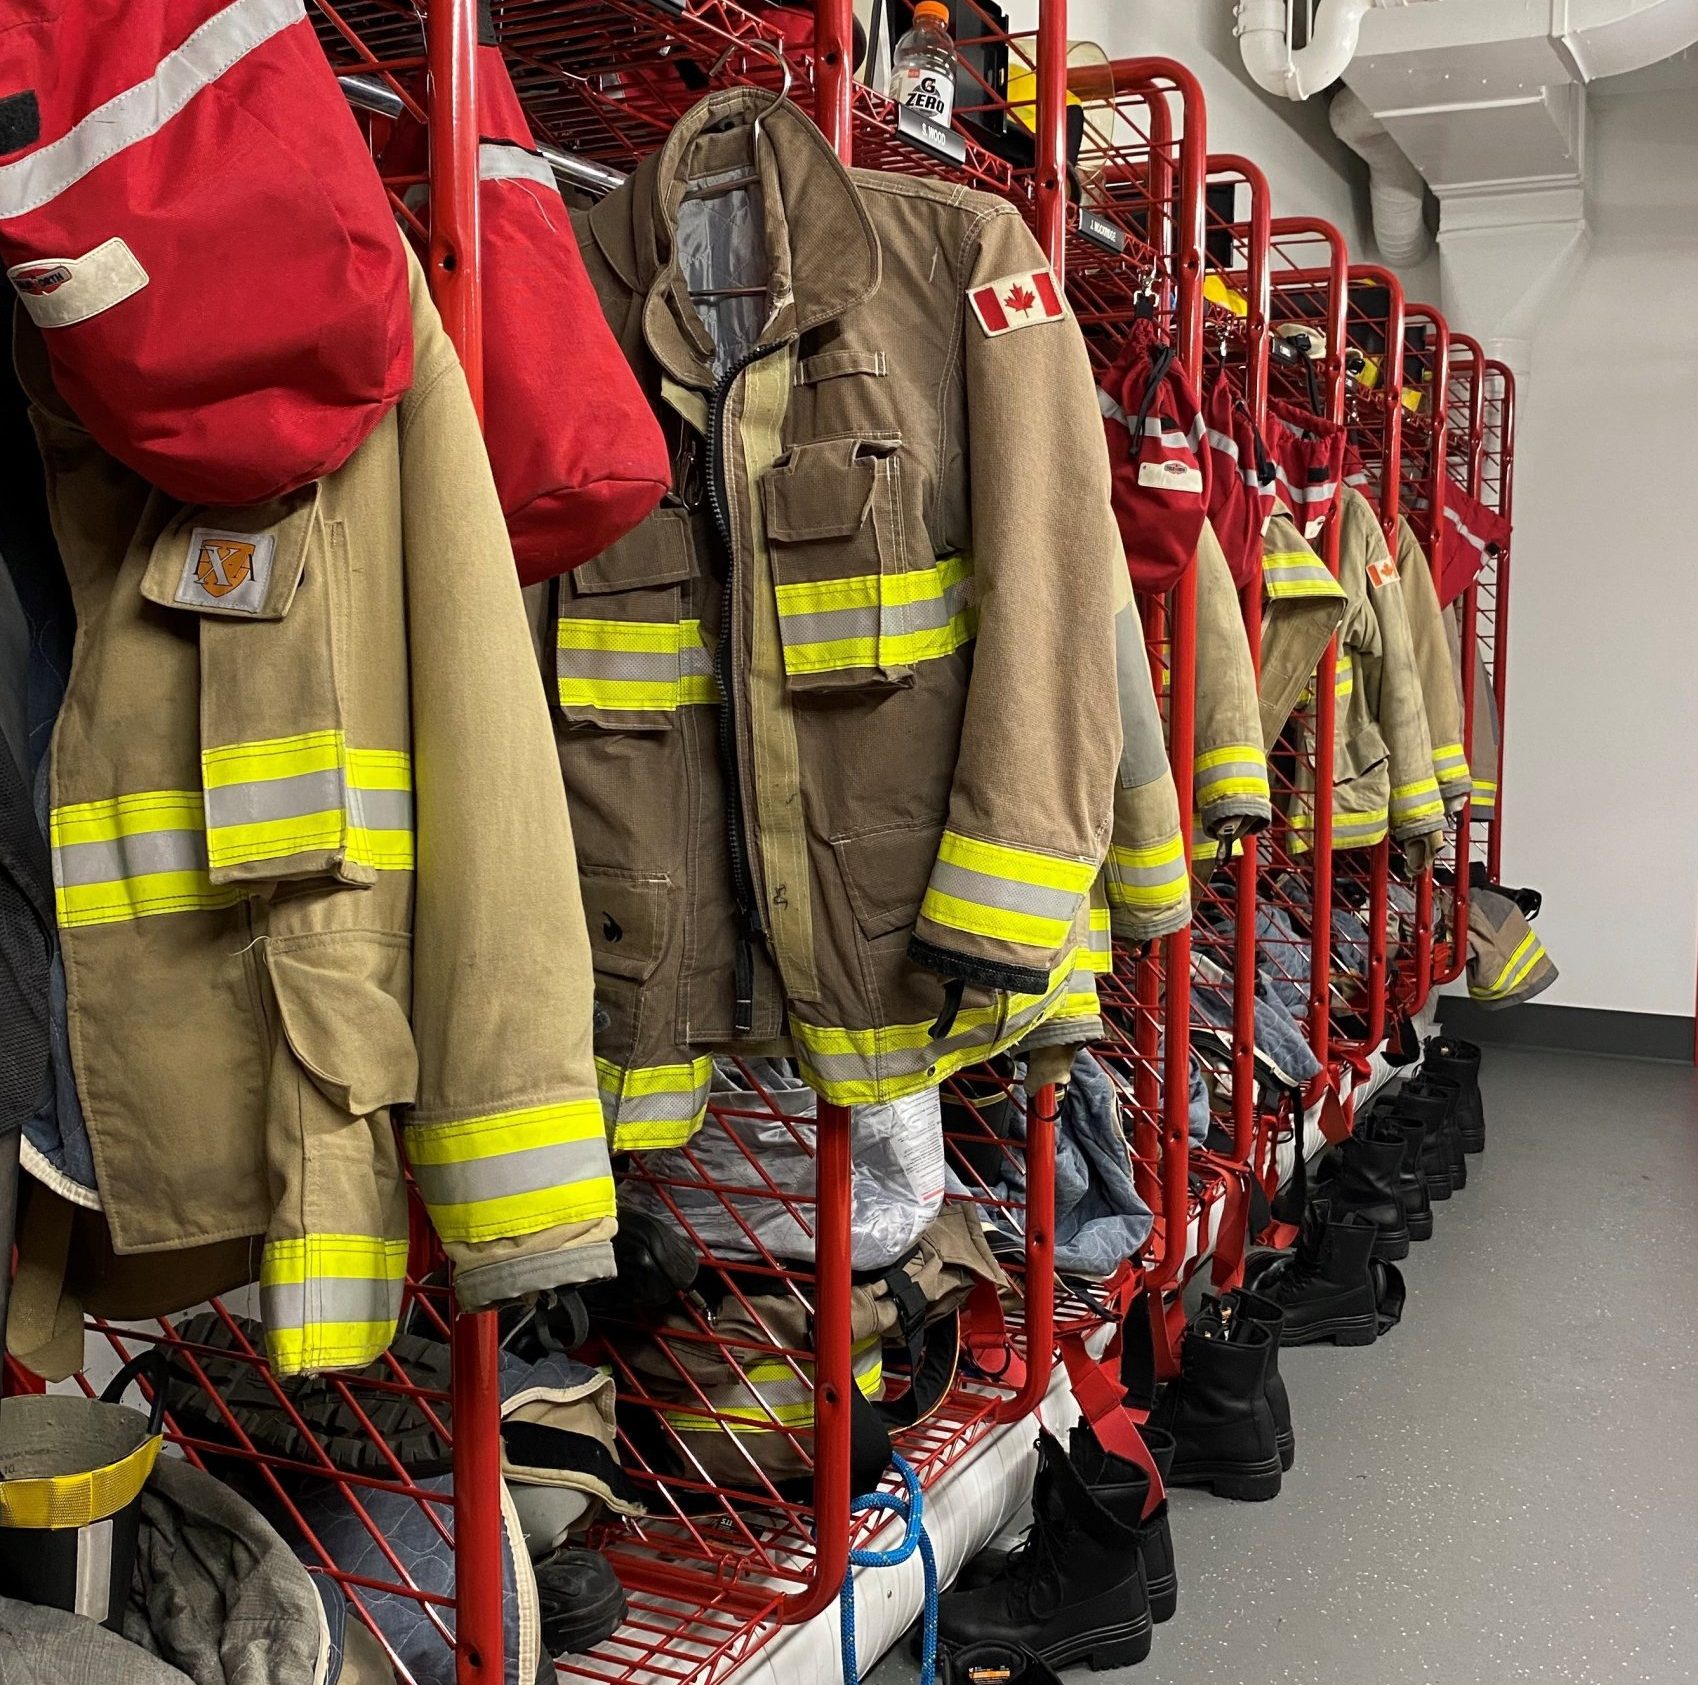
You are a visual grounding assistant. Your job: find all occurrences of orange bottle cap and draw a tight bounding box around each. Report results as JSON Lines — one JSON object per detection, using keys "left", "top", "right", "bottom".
{"left": 914, "top": 1, "right": 952, "bottom": 23}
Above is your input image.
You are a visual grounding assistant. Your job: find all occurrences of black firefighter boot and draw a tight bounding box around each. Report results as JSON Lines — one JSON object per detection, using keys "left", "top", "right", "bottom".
{"left": 1149, "top": 1303, "right": 1283, "bottom": 1502}
{"left": 1247, "top": 1201, "right": 1380, "bottom": 1347}
{"left": 1226, "top": 1290, "right": 1295, "bottom": 1472}
{"left": 1378, "top": 1084, "right": 1453, "bottom": 1202}
{"left": 1316, "top": 1121, "right": 1412, "bottom": 1261}
{"left": 934, "top": 1429, "right": 1152, "bottom": 1671}
{"left": 1423, "top": 1035, "right": 1486, "bottom": 1153}
{"left": 1380, "top": 1109, "right": 1435, "bottom": 1242}
{"left": 1404, "top": 1074, "right": 1467, "bottom": 1191}
{"left": 956, "top": 1421, "right": 1178, "bottom": 1626}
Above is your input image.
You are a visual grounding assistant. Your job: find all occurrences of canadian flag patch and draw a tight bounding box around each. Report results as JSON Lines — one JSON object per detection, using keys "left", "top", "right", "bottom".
{"left": 1367, "top": 552, "right": 1400, "bottom": 590}
{"left": 968, "top": 269, "right": 1066, "bottom": 337}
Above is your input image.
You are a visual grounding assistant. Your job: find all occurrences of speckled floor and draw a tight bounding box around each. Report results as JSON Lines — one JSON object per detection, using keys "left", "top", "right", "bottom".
{"left": 877, "top": 1045, "right": 1698, "bottom": 1685}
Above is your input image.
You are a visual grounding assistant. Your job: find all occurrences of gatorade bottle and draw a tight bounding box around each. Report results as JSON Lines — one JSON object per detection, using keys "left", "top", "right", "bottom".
{"left": 890, "top": 1, "right": 955, "bottom": 129}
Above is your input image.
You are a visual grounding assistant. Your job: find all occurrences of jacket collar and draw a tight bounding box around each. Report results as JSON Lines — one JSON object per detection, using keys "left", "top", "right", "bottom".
{"left": 587, "top": 88, "right": 881, "bottom": 389}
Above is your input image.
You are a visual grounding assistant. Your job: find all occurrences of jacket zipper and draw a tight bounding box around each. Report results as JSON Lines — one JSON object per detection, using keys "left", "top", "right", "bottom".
{"left": 705, "top": 340, "right": 785, "bottom": 1036}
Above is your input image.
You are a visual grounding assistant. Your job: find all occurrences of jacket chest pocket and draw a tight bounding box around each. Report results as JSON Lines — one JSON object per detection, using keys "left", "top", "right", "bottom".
{"left": 760, "top": 437, "right": 973, "bottom": 697}
{"left": 557, "top": 501, "right": 714, "bottom": 733}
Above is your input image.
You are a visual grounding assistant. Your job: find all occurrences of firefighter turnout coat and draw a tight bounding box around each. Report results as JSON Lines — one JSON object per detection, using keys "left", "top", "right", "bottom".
{"left": 555, "top": 89, "right": 1177, "bottom": 1144}
{"left": 1285, "top": 488, "right": 1445, "bottom": 864}
{"left": 20, "top": 250, "right": 615, "bottom": 1376}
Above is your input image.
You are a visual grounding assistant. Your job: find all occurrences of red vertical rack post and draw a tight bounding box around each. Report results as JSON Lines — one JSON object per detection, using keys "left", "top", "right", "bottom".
{"left": 421, "top": 5, "right": 505, "bottom": 1682}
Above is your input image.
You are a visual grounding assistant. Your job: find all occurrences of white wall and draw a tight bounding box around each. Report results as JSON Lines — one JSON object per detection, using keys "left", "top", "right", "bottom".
{"left": 1485, "top": 84, "right": 1698, "bottom": 1018}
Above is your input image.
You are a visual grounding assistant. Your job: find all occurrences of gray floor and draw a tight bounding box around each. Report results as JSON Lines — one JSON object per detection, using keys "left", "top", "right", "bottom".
{"left": 886, "top": 1046, "right": 1698, "bottom": 1685}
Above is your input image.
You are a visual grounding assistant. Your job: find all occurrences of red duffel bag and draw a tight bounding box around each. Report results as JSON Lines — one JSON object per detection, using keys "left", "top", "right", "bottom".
{"left": 1202, "top": 368, "right": 1276, "bottom": 590}
{"left": 0, "top": 0, "right": 411, "bottom": 504}
{"left": 1097, "top": 315, "right": 1210, "bottom": 593}
{"left": 383, "top": 17, "right": 669, "bottom": 582}
{"left": 1267, "top": 398, "right": 1346, "bottom": 541}
{"left": 1436, "top": 481, "right": 1510, "bottom": 607}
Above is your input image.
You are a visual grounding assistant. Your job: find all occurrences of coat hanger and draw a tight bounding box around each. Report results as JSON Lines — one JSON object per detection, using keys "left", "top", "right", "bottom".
{"left": 681, "top": 38, "right": 794, "bottom": 205}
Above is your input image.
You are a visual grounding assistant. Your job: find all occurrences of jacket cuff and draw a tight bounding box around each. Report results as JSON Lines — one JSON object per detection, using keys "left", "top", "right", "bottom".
{"left": 455, "top": 1228, "right": 618, "bottom": 1311}
{"left": 1104, "top": 830, "right": 1190, "bottom": 941}
{"left": 913, "top": 828, "right": 1096, "bottom": 993}
{"left": 908, "top": 934, "right": 1049, "bottom": 996}
{"left": 1389, "top": 773, "right": 1446, "bottom": 839}
{"left": 1195, "top": 744, "right": 1272, "bottom": 837}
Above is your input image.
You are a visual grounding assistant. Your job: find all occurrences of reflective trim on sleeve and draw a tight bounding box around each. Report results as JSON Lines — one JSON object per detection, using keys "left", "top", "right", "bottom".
{"left": 50, "top": 789, "right": 239, "bottom": 927}
{"left": 793, "top": 942, "right": 1087, "bottom": 1106}
{"left": 1085, "top": 901, "right": 1113, "bottom": 973}
{"left": 1194, "top": 743, "right": 1271, "bottom": 814}
{"left": 1105, "top": 832, "right": 1188, "bottom": 912}
{"left": 260, "top": 1233, "right": 407, "bottom": 1376}
{"left": 1472, "top": 778, "right": 1498, "bottom": 814}
{"left": 405, "top": 1100, "right": 616, "bottom": 1242}
{"left": 919, "top": 830, "right": 1097, "bottom": 956}
{"left": 557, "top": 617, "right": 717, "bottom": 716}
{"left": 200, "top": 730, "right": 414, "bottom": 874}
{"left": 1390, "top": 775, "right": 1445, "bottom": 830}
{"left": 1287, "top": 803, "right": 1390, "bottom": 851}
{"left": 1472, "top": 928, "right": 1549, "bottom": 1002}
{"left": 773, "top": 553, "right": 975, "bottom": 677}
{"left": 597, "top": 1055, "right": 714, "bottom": 1152}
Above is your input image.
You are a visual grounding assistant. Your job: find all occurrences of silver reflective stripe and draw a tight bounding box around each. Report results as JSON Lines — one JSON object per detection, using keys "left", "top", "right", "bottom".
{"left": 261, "top": 1272, "right": 405, "bottom": 1333}
{"left": 778, "top": 575, "right": 970, "bottom": 651}
{"left": 1097, "top": 386, "right": 1128, "bottom": 428}
{"left": 53, "top": 826, "right": 207, "bottom": 889}
{"left": 347, "top": 785, "right": 413, "bottom": 832}
{"left": 558, "top": 646, "right": 680, "bottom": 682}
{"left": 0, "top": 0, "right": 304, "bottom": 219}
{"left": 1110, "top": 851, "right": 1186, "bottom": 889}
{"left": 478, "top": 142, "right": 559, "bottom": 192}
{"left": 600, "top": 1087, "right": 708, "bottom": 1126}
{"left": 409, "top": 1135, "right": 613, "bottom": 1211}
{"left": 206, "top": 766, "right": 341, "bottom": 828}
{"left": 1445, "top": 505, "right": 1489, "bottom": 552}
{"left": 1196, "top": 758, "right": 1267, "bottom": 790}
{"left": 926, "top": 860, "right": 1080, "bottom": 923}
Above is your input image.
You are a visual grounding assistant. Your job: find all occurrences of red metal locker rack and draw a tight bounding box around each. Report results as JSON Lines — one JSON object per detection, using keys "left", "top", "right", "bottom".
{"left": 1040, "top": 55, "right": 1207, "bottom": 1374}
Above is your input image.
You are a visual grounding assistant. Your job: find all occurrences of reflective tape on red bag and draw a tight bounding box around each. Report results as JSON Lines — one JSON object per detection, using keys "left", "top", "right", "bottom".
{"left": 0, "top": 0, "right": 411, "bottom": 503}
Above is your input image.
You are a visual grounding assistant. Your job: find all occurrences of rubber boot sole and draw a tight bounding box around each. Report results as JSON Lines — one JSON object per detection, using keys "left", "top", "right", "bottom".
{"left": 1370, "top": 1224, "right": 1411, "bottom": 1262}
{"left": 1279, "top": 1311, "right": 1378, "bottom": 1348}
{"left": 1276, "top": 1428, "right": 1296, "bottom": 1473}
{"left": 1041, "top": 1612, "right": 1155, "bottom": 1671}
{"left": 1168, "top": 1451, "right": 1283, "bottom": 1503}
{"left": 1146, "top": 1569, "right": 1178, "bottom": 1625}
{"left": 1406, "top": 1206, "right": 1435, "bottom": 1243}
{"left": 1422, "top": 1165, "right": 1454, "bottom": 1201}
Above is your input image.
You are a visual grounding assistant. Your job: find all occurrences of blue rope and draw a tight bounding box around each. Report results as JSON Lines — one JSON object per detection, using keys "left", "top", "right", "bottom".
{"left": 840, "top": 1453, "right": 939, "bottom": 1685}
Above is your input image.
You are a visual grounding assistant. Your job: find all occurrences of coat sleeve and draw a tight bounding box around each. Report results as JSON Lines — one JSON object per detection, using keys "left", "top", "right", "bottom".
{"left": 1105, "top": 565, "right": 1189, "bottom": 941}
{"left": 398, "top": 271, "right": 616, "bottom": 1311}
{"left": 908, "top": 206, "right": 1122, "bottom": 996}
{"left": 1345, "top": 491, "right": 1444, "bottom": 860}
{"left": 1191, "top": 518, "right": 1271, "bottom": 849}
{"left": 1256, "top": 500, "right": 1344, "bottom": 751}
{"left": 1395, "top": 516, "right": 1471, "bottom": 810}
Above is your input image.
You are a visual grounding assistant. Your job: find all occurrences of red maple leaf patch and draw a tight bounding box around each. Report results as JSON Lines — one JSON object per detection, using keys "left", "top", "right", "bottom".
{"left": 1003, "top": 281, "right": 1037, "bottom": 316}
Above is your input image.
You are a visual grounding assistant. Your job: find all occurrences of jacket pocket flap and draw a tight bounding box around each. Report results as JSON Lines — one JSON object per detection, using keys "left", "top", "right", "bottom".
{"left": 761, "top": 438, "right": 880, "bottom": 542}
{"left": 140, "top": 483, "right": 319, "bottom": 621}
{"left": 265, "top": 932, "right": 418, "bottom": 1116}
{"left": 580, "top": 866, "right": 670, "bottom": 983}
{"left": 573, "top": 502, "right": 694, "bottom": 595}
{"left": 829, "top": 822, "right": 939, "bottom": 941}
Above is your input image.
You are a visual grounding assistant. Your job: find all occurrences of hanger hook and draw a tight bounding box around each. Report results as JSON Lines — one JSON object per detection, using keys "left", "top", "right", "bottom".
{"left": 748, "top": 35, "right": 795, "bottom": 158}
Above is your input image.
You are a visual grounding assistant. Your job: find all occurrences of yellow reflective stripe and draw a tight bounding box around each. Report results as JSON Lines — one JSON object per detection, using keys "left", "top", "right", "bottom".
{"left": 774, "top": 554, "right": 976, "bottom": 675}
{"left": 1335, "top": 653, "right": 1355, "bottom": 699}
{"left": 597, "top": 1055, "right": 714, "bottom": 1151}
{"left": 1262, "top": 549, "right": 1345, "bottom": 600}
{"left": 1106, "top": 834, "right": 1188, "bottom": 908}
{"left": 0, "top": 1434, "right": 162, "bottom": 1530}
{"left": 1477, "top": 928, "right": 1545, "bottom": 999}
{"left": 200, "top": 728, "right": 340, "bottom": 787}
{"left": 406, "top": 1099, "right": 614, "bottom": 1242}
{"left": 936, "top": 831, "right": 1098, "bottom": 894}
{"left": 919, "top": 888, "right": 1068, "bottom": 950}
{"left": 1390, "top": 776, "right": 1444, "bottom": 825}
{"left": 780, "top": 610, "right": 977, "bottom": 675}
{"left": 773, "top": 553, "right": 973, "bottom": 616}
{"left": 50, "top": 788, "right": 238, "bottom": 927}
{"left": 259, "top": 1233, "right": 408, "bottom": 1377}
{"left": 556, "top": 617, "right": 716, "bottom": 714}
{"left": 662, "top": 1339, "right": 885, "bottom": 1435}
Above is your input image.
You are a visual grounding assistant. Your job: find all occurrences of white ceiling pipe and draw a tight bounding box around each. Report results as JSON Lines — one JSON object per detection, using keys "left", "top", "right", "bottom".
{"left": 1238, "top": 0, "right": 1404, "bottom": 102}
{"left": 1330, "top": 85, "right": 1433, "bottom": 265}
